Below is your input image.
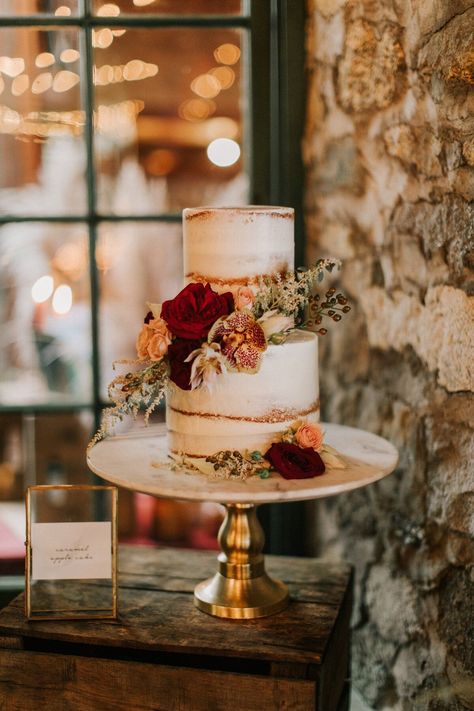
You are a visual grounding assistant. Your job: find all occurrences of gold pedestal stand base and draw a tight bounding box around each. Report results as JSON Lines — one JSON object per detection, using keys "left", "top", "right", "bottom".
{"left": 194, "top": 504, "right": 289, "bottom": 619}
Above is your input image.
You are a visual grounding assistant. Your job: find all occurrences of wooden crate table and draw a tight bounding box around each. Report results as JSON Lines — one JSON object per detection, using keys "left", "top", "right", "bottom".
{"left": 0, "top": 545, "right": 352, "bottom": 711}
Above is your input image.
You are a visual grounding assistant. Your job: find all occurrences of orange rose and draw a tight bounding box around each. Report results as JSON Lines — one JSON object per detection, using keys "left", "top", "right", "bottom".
{"left": 147, "top": 331, "right": 171, "bottom": 361}
{"left": 136, "top": 318, "right": 172, "bottom": 361}
{"left": 234, "top": 286, "right": 255, "bottom": 310}
{"left": 295, "top": 422, "right": 324, "bottom": 451}
{"left": 148, "top": 318, "right": 171, "bottom": 339}
{"left": 136, "top": 324, "right": 153, "bottom": 360}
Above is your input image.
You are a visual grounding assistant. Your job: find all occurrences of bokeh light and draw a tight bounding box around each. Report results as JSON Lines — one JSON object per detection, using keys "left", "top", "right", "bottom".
{"left": 31, "top": 276, "right": 54, "bottom": 304}
{"left": 207, "top": 138, "right": 240, "bottom": 167}
{"left": 52, "top": 285, "right": 73, "bottom": 316}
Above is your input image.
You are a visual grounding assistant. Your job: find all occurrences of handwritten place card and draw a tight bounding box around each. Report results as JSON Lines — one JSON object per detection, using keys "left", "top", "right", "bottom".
{"left": 31, "top": 522, "right": 112, "bottom": 581}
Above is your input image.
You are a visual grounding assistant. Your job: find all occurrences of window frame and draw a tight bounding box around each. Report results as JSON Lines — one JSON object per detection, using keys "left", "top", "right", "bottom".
{"left": 0, "top": 0, "right": 307, "bottom": 555}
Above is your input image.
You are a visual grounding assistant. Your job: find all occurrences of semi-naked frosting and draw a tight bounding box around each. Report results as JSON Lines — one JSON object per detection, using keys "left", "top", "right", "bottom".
{"left": 166, "top": 205, "right": 320, "bottom": 457}
{"left": 183, "top": 206, "right": 294, "bottom": 291}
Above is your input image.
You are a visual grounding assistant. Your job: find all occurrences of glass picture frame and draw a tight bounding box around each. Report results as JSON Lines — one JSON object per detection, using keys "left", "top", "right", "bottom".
{"left": 25, "top": 485, "right": 118, "bottom": 620}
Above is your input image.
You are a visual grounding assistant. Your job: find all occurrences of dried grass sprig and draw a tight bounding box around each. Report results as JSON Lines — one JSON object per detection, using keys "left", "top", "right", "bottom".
{"left": 88, "top": 359, "right": 169, "bottom": 449}
{"left": 252, "top": 258, "right": 342, "bottom": 323}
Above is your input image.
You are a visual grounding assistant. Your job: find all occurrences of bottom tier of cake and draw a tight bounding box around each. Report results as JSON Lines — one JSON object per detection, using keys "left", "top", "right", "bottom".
{"left": 166, "top": 330, "right": 319, "bottom": 457}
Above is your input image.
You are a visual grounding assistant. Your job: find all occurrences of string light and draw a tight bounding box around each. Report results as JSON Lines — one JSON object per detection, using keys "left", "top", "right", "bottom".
{"left": 11, "top": 74, "right": 29, "bottom": 97}
{"left": 96, "top": 3, "right": 120, "bottom": 15}
{"left": 35, "top": 53, "right": 55, "bottom": 68}
{"left": 31, "top": 72, "right": 53, "bottom": 95}
{"left": 0, "top": 57, "right": 25, "bottom": 77}
{"left": 52, "top": 70, "right": 80, "bottom": 93}
{"left": 213, "top": 44, "right": 241, "bottom": 65}
{"left": 209, "top": 66, "right": 235, "bottom": 90}
{"left": 92, "top": 29, "right": 114, "bottom": 49}
{"left": 190, "top": 73, "right": 221, "bottom": 99}
{"left": 60, "top": 49, "right": 80, "bottom": 64}
{"left": 55, "top": 5, "right": 71, "bottom": 15}
{"left": 178, "top": 97, "right": 216, "bottom": 122}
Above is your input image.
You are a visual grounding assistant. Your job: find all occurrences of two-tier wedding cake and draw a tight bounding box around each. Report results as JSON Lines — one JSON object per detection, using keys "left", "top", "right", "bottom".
{"left": 166, "top": 206, "right": 319, "bottom": 458}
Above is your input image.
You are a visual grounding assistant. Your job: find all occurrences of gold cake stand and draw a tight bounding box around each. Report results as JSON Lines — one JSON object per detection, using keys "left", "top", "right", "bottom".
{"left": 87, "top": 423, "right": 398, "bottom": 619}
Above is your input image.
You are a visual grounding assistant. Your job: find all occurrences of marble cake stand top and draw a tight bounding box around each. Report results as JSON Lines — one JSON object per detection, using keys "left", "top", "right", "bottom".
{"left": 87, "top": 423, "right": 398, "bottom": 504}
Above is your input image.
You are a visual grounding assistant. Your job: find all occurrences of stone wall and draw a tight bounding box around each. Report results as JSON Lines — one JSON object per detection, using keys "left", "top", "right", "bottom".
{"left": 304, "top": 1, "right": 474, "bottom": 708}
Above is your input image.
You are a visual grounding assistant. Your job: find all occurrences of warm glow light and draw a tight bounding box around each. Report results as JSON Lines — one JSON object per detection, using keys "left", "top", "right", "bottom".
{"left": 210, "top": 66, "right": 235, "bottom": 90}
{"left": 112, "top": 29, "right": 126, "bottom": 37}
{"left": 205, "top": 117, "right": 239, "bottom": 140}
{"left": 145, "top": 149, "right": 178, "bottom": 176}
{"left": 207, "top": 138, "right": 240, "bottom": 167}
{"left": 53, "top": 70, "right": 80, "bottom": 93}
{"left": 213, "top": 43, "right": 241, "bottom": 65}
{"left": 35, "top": 52, "right": 55, "bottom": 68}
{"left": 55, "top": 5, "right": 71, "bottom": 15}
{"left": 191, "top": 73, "right": 221, "bottom": 99}
{"left": 11, "top": 74, "right": 29, "bottom": 97}
{"left": 123, "top": 59, "right": 145, "bottom": 81}
{"left": 32, "top": 73, "right": 53, "bottom": 94}
{"left": 94, "top": 64, "right": 113, "bottom": 85}
{"left": 0, "top": 77, "right": 4, "bottom": 96}
{"left": 92, "top": 29, "right": 114, "bottom": 49}
{"left": 143, "top": 63, "right": 158, "bottom": 78}
{"left": 53, "top": 242, "right": 87, "bottom": 280}
{"left": 97, "top": 2, "right": 120, "bottom": 15}
{"left": 113, "top": 65, "right": 123, "bottom": 82}
{"left": 52, "top": 285, "right": 73, "bottom": 315}
{"left": 0, "top": 57, "right": 25, "bottom": 78}
{"left": 31, "top": 275, "right": 54, "bottom": 304}
{"left": 178, "top": 97, "right": 215, "bottom": 122}
{"left": 60, "top": 49, "right": 80, "bottom": 63}
{"left": 133, "top": 0, "right": 156, "bottom": 6}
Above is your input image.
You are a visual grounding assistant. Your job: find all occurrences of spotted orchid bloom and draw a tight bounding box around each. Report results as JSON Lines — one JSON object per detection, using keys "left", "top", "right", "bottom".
{"left": 208, "top": 310, "right": 267, "bottom": 374}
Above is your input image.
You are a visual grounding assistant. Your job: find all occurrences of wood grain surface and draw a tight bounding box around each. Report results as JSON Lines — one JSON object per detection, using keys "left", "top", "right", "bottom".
{"left": 0, "top": 546, "right": 352, "bottom": 711}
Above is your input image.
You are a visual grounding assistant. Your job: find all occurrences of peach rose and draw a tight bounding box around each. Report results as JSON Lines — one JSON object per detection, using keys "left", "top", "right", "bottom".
{"left": 136, "top": 324, "right": 153, "bottom": 360}
{"left": 295, "top": 422, "right": 324, "bottom": 451}
{"left": 234, "top": 286, "right": 255, "bottom": 310}
{"left": 136, "top": 318, "right": 172, "bottom": 361}
{"left": 147, "top": 331, "right": 171, "bottom": 361}
{"left": 148, "top": 317, "right": 171, "bottom": 338}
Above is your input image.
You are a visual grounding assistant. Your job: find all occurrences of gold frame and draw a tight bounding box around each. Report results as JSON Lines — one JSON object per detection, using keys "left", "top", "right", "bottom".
{"left": 25, "top": 484, "right": 118, "bottom": 621}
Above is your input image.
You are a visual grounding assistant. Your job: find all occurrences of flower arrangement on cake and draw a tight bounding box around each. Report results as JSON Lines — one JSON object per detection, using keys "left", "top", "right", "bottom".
{"left": 90, "top": 258, "right": 350, "bottom": 481}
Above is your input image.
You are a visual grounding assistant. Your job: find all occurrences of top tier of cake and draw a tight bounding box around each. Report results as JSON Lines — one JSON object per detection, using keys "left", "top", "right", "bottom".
{"left": 183, "top": 206, "right": 294, "bottom": 289}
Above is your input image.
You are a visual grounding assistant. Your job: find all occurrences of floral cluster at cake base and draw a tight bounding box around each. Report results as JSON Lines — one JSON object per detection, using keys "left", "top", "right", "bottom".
{"left": 168, "top": 420, "right": 346, "bottom": 481}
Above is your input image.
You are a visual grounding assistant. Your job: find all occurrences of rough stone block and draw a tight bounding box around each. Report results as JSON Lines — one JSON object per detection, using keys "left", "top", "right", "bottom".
{"left": 337, "top": 18, "right": 406, "bottom": 112}
{"left": 365, "top": 565, "right": 422, "bottom": 643}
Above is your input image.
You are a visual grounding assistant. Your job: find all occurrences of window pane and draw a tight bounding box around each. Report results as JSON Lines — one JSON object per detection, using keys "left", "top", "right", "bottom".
{"left": 0, "top": 223, "right": 93, "bottom": 405}
{"left": 0, "top": 27, "right": 86, "bottom": 217}
{"left": 0, "top": 1, "right": 79, "bottom": 16}
{"left": 97, "top": 220, "right": 182, "bottom": 393}
{"left": 92, "top": 0, "right": 243, "bottom": 16}
{"left": 94, "top": 27, "right": 249, "bottom": 214}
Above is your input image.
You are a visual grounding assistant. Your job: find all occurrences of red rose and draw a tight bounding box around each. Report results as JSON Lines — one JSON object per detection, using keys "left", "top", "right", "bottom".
{"left": 264, "top": 442, "right": 325, "bottom": 479}
{"left": 161, "top": 283, "right": 234, "bottom": 340}
{"left": 167, "top": 339, "right": 201, "bottom": 390}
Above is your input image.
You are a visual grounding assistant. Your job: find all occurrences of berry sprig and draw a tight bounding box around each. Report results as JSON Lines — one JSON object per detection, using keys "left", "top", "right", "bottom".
{"left": 307, "top": 287, "right": 351, "bottom": 335}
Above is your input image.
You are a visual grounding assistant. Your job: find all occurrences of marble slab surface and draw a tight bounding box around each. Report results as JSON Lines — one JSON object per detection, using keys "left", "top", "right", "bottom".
{"left": 87, "top": 423, "right": 398, "bottom": 504}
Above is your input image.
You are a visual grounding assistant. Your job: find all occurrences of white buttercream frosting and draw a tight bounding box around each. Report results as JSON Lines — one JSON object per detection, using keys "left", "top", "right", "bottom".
{"left": 165, "top": 205, "right": 320, "bottom": 458}
{"left": 183, "top": 206, "right": 294, "bottom": 289}
{"left": 167, "top": 331, "right": 319, "bottom": 456}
